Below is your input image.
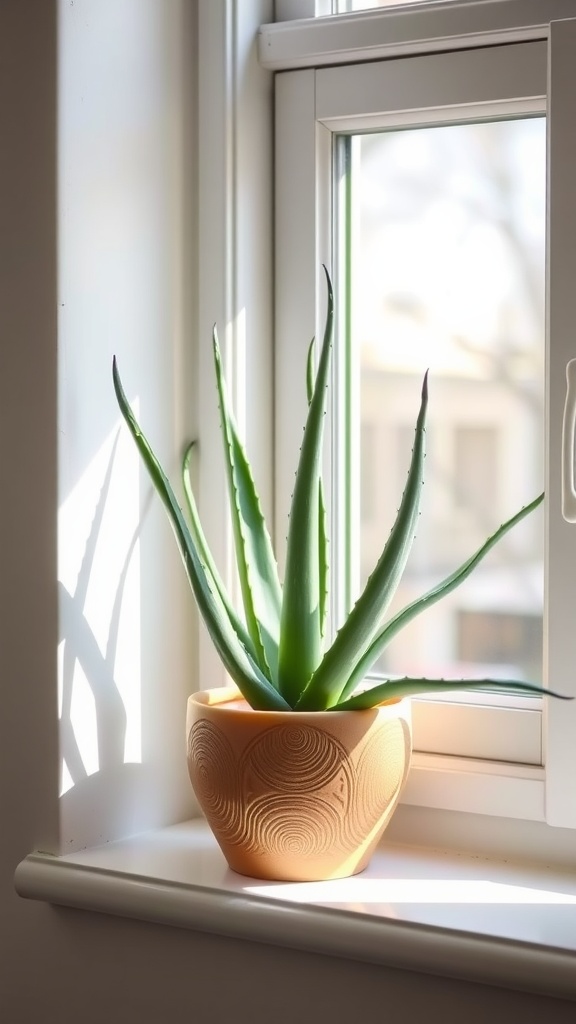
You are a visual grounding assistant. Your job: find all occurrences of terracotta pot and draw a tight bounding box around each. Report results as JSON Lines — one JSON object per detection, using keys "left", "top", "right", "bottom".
{"left": 186, "top": 686, "right": 412, "bottom": 882}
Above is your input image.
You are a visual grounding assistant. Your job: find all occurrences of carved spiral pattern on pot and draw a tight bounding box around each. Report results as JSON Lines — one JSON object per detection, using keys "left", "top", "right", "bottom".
{"left": 188, "top": 721, "right": 242, "bottom": 841}
{"left": 241, "top": 724, "right": 349, "bottom": 793}
{"left": 242, "top": 794, "right": 342, "bottom": 856}
{"left": 346, "top": 719, "right": 407, "bottom": 841}
{"left": 187, "top": 712, "right": 411, "bottom": 877}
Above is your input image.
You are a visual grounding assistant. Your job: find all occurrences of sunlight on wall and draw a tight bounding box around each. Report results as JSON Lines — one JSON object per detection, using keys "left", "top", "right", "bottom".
{"left": 69, "top": 665, "right": 99, "bottom": 780}
{"left": 58, "top": 414, "right": 141, "bottom": 796}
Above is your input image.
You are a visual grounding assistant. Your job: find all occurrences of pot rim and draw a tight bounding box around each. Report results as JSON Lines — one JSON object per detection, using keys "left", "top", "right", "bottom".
{"left": 188, "top": 685, "right": 408, "bottom": 718}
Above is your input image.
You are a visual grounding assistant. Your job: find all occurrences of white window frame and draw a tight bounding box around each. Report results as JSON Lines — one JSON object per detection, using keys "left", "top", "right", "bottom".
{"left": 196, "top": 0, "right": 276, "bottom": 691}
{"left": 275, "top": 0, "right": 333, "bottom": 18}
{"left": 266, "top": 0, "right": 576, "bottom": 65}
{"left": 268, "top": 2, "right": 576, "bottom": 828}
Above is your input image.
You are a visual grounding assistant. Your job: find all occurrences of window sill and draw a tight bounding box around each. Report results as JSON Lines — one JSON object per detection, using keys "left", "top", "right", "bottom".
{"left": 14, "top": 818, "right": 576, "bottom": 1000}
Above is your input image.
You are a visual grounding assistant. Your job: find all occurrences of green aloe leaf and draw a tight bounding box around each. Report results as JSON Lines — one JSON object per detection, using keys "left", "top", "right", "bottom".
{"left": 333, "top": 677, "right": 572, "bottom": 711}
{"left": 213, "top": 330, "right": 282, "bottom": 684}
{"left": 296, "top": 371, "right": 428, "bottom": 712}
{"left": 113, "top": 358, "right": 289, "bottom": 712}
{"left": 182, "top": 442, "right": 258, "bottom": 664}
{"left": 306, "top": 337, "right": 329, "bottom": 639}
{"left": 337, "top": 491, "right": 545, "bottom": 705}
{"left": 278, "top": 269, "right": 334, "bottom": 705}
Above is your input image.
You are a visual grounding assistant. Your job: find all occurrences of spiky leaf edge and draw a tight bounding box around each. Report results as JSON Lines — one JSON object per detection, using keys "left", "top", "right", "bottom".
{"left": 296, "top": 371, "right": 428, "bottom": 712}
{"left": 278, "top": 268, "right": 334, "bottom": 704}
{"left": 213, "top": 330, "right": 282, "bottom": 683}
{"left": 182, "top": 441, "right": 258, "bottom": 665}
{"left": 333, "top": 677, "right": 572, "bottom": 711}
{"left": 306, "top": 337, "right": 329, "bottom": 639}
{"left": 337, "top": 492, "right": 545, "bottom": 705}
{"left": 112, "top": 357, "right": 289, "bottom": 711}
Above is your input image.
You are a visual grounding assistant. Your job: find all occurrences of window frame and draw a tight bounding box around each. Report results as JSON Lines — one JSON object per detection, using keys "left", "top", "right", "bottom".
{"left": 271, "top": 5, "right": 576, "bottom": 828}
{"left": 263, "top": 0, "right": 576, "bottom": 68}
{"left": 196, "top": 0, "right": 276, "bottom": 691}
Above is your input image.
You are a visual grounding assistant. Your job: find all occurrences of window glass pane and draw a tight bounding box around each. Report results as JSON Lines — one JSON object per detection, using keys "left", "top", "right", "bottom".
{"left": 346, "top": 118, "right": 545, "bottom": 686}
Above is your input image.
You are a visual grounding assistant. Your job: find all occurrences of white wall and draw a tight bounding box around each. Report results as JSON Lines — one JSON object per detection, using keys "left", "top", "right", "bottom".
{"left": 56, "top": 0, "right": 197, "bottom": 853}
{"left": 1, "top": 1, "right": 576, "bottom": 1021}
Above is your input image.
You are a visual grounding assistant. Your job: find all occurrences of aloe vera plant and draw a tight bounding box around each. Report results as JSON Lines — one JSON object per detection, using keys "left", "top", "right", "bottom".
{"left": 113, "top": 270, "right": 569, "bottom": 712}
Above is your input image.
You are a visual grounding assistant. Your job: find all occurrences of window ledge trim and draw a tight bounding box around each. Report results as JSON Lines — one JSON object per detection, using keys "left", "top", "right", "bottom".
{"left": 259, "top": 0, "right": 576, "bottom": 70}
{"left": 14, "top": 820, "right": 576, "bottom": 1000}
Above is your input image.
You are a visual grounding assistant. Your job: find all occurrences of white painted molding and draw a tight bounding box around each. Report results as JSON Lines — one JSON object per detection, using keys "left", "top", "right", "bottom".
{"left": 404, "top": 754, "right": 545, "bottom": 821}
{"left": 260, "top": 0, "right": 576, "bottom": 69}
{"left": 275, "top": 0, "right": 332, "bottom": 19}
{"left": 196, "top": 0, "right": 275, "bottom": 684}
{"left": 544, "top": 16, "right": 576, "bottom": 828}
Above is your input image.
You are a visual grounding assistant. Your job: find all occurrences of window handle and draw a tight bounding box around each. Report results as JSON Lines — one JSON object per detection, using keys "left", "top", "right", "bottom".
{"left": 562, "top": 359, "right": 576, "bottom": 522}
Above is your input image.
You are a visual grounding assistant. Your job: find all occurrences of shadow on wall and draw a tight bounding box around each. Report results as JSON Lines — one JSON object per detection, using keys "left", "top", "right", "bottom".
{"left": 59, "top": 433, "right": 129, "bottom": 783}
{"left": 58, "top": 429, "right": 157, "bottom": 852}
